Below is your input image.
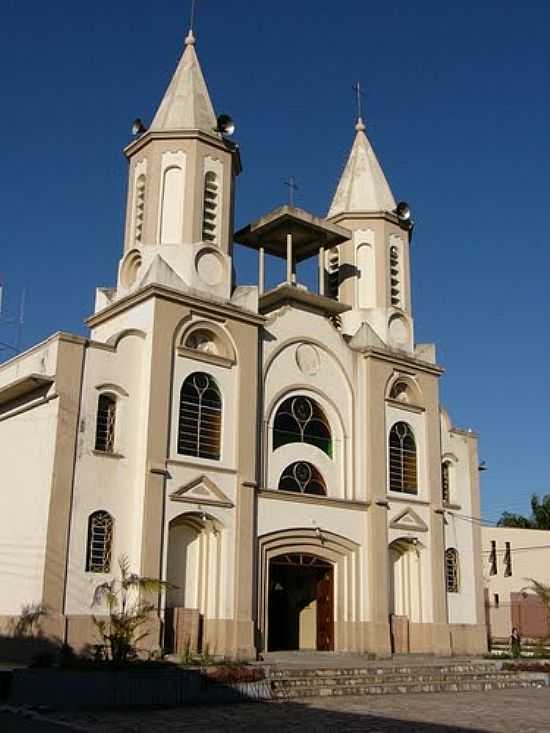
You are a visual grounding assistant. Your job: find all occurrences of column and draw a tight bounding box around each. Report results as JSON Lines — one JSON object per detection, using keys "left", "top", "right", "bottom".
{"left": 258, "top": 246, "right": 265, "bottom": 295}
{"left": 286, "top": 233, "right": 293, "bottom": 285}
{"left": 319, "top": 246, "right": 325, "bottom": 296}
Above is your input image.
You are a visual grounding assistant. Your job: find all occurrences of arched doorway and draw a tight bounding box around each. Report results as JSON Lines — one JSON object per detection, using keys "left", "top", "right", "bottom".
{"left": 388, "top": 537, "right": 423, "bottom": 653}
{"left": 164, "top": 512, "right": 222, "bottom": 655}
{"left": 268, "top": 553, "right": 334, "bottom": 651}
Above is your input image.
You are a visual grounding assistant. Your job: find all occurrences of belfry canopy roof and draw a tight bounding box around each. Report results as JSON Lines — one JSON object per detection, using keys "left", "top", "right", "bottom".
{"left": 150, "top": 31, "right": 217, "bottom": 134}
{"left": 234, "top": 206, "right": 350, "bottom": 262}
{"left": 328, "top": 119, "right": 396, "bottom": 218}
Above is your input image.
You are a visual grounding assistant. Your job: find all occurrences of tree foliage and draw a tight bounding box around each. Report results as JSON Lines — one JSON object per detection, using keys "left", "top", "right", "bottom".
{"left": 92, "top": 554, "right": 172, "bottom": 664}
{"left": 497, "top": 494, "right": 550, "bottom": 530}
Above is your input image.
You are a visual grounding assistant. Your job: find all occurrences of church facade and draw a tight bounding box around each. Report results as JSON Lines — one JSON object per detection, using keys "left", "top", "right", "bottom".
{"left": 0, "top": 28, "right": 487, "bottom": 659}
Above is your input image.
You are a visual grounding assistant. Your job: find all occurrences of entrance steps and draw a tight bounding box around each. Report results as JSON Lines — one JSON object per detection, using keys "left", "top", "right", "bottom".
{"left": 265, "top": 660, "right": 550, "bottom": 700}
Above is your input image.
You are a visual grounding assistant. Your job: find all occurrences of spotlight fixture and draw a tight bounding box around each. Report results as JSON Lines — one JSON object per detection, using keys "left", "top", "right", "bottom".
{"left": 131, "top": 118, "right": 148, "bottom": 136}
{"left": 216, "top": 113, "right": 236, "bottom": 137}
{"left": 478, "top": 461, "right": 488, "bottom": 472}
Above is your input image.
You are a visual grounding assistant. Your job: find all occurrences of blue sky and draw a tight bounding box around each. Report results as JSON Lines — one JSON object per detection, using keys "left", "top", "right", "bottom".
{"left": 1, "top": 1, "right": 549, "bottom": 522}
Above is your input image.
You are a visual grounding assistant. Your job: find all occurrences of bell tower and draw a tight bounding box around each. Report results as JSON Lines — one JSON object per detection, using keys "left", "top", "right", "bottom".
{"left": 98, "top": 28, "right": 240, "bottom": 311}
{"left": 327, "top": 114, "right": 415, "bottom": 352}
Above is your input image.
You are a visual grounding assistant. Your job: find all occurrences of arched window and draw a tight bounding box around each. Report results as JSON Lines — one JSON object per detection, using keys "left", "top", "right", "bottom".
{"left": 178, "top": 373, "right": 222, "bottom": 460}
{"left": 202, "top": 172, "right": 218, "bottom": 243}
{"left": 445, "top": 548, "right": 459, "bottom": 593}
{"left": 278, "top": 462, "right": 326, "bottom": 496}
{"left": 441, "top": 461, "right": 451, "bottom": 505}
{"left": 273, "top": 396, "right": 332, "bottom": 456}
{"left": 86, "top": 511, "right": 113, "bottom": 573}
{"left": 95, "top": 394, "right": 116, "bottom": 453}
{"left": 389, "top": 421, "right": 417, "bottom": 493}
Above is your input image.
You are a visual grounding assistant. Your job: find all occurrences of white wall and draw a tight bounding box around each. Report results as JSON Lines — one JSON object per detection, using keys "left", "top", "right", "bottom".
{"left": 441, "top": 416, "right": 479, "bottom": 625}
{"left": 64, "top": 331, "right": 150, "bottom": 615}
{"left": 0, "top": 396, "right": 58, "bottom": 615}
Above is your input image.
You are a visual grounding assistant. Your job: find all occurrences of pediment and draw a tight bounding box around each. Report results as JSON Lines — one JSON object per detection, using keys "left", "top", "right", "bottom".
{"left": 389, "top": 506, "right": 428, "bottom": 533}
{"left": 170, "top": 475, "right": 233, "bottom": 508}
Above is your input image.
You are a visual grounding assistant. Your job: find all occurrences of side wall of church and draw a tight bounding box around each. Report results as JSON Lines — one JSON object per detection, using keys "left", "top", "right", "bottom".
{"left": 0, "top": 338, "right": 60, "bottom": 617}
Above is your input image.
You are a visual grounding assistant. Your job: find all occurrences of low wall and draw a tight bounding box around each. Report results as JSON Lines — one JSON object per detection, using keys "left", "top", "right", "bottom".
{"left": 7, "top": 668, "right": 270, "bottom": 708}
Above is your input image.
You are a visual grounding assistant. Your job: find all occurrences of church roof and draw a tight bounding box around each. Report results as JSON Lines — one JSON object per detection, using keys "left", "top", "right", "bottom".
{"left": 150, "top": 31, "right": 217, "bottom": 134}
{"left": 328, "top": 118, "right": 396, "bottom": 218}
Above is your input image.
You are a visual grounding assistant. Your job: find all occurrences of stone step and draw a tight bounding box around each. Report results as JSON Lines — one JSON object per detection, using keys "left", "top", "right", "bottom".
{"left": 269, "top": 664, "right": 501, "bottom": 679}
{"left": 271, "top": 671, "right": 521, "bottom": 689}
{"left": 271, "top": 677, "right": 546, "bottom": 700}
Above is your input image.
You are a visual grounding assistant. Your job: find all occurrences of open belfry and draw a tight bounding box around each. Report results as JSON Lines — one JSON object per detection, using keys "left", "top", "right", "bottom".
{"left": 0, "top": 21, "right": 487, "bottom": 659}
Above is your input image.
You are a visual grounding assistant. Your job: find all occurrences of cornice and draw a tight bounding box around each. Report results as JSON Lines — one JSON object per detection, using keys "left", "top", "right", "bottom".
{"left": 258, "top": 488, "right": 370, "bottom": 511}
{"left": 361, "top": 346, "right": 444, "bottom": 376}
{"left": 86, "top": 284, "right": 265, "bottom": 330}
{"left": 123, "top": 129, "right": 231, "bottom": 158}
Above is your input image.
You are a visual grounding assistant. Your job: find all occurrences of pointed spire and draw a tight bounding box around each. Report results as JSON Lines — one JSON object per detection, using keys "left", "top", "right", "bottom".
{"left": 328, "top": 118, "right": 396, "bottom": 218}
{"left": 150, "top": 30, "right": 217, "bottom": 134}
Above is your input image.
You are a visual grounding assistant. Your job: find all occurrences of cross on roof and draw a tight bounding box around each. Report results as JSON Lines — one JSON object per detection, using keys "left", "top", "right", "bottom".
{"left": 284, "top": 176, "right": 299, "bottom": 207}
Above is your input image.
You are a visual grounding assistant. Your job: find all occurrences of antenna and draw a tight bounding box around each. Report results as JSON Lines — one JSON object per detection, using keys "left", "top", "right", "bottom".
{"left": 0, "top": 282, "right": 26, "bottom": 361}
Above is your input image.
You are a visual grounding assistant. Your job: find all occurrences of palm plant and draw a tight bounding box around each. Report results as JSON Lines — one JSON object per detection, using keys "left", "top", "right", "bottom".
{"left": 92, "top": 554, "right": 173, "bottom": 664}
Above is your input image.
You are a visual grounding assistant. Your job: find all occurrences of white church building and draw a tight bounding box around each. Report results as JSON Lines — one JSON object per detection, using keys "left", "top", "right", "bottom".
{"left": 0, "top": 26, "right": 487, "bottom": 659}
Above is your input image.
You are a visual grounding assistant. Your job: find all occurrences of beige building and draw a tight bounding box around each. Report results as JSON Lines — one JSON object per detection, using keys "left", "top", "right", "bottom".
{"left": 482, "top": 527, "right": 550, "bottom": 641}
{"left": 0, "top": 26, "right": 487, "bottom": 659}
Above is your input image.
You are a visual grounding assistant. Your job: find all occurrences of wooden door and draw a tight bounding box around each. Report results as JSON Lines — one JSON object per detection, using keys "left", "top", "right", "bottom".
{"left": 316, "top": 568, "right": 334, "bottom": 651}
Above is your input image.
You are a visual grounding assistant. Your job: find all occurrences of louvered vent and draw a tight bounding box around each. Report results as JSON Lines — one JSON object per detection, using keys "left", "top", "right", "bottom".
{"left": 202, "top": 171, "right": 218, "bottom": 243}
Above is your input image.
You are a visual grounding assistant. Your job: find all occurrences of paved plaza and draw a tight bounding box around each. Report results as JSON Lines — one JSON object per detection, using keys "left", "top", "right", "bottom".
{"left": 4, "top": 687, "right": 548, "bottom": 732}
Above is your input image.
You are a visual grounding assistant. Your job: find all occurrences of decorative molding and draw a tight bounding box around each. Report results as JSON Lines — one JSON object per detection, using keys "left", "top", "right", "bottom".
{"left": 385, "top": 398, "right": 425, "bottom": 414}
{"left": 389, "top": 506, "right": 429, "bottom": 533}
{"left": 166, "top": 458, "right": 237, "bottom": 475}
{"left": 176, "top": 346, "right": 235, "bottom": 369}
{"left": 170, "top": 475, "right": 234, "bottom": 508}
{"left": 387, "top": 494, "right": 430, "bottom": 507}
{"left": 149, "top": 462, "right": 170, "bottom": 476}
{"left": 94, "top": 383, "right": 129, "bottom": 397}
{"left": 86, "top": 283, "right": 265, "bottom": 330}
{"left": 258, "top": 488, "right": 370, "bottom": 512}
{"left": 92, "top": 450, "right": 125, "bottom": 460}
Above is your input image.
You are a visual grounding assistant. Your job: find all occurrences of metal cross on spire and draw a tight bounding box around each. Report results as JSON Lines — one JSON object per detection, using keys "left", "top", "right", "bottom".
{"left": 353, "top": 81, "right": 366, "bottom": 122}
{"left": 285, "top": 176, "right": 299, "bottom": 207}
{"left": 189, "top": 0, "right": 198, "bottom": 32}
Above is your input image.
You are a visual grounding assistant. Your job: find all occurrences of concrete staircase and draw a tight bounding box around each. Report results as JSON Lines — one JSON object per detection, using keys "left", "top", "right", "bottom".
{"left": 267, "top": 661, "right": 550, "bottom": 700}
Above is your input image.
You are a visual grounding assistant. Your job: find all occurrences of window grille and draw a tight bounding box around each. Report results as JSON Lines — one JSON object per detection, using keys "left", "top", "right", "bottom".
{"left": 326, "top": 247, "right": 340, "bottom": 299}
{"left": 489, "top": 540, "right": 497, "bottom": 576}
{"left": 86, "top": 511, "right": 113, "bottom": 573}
{"left": 202, "top": 172, "right": 218, "bottom": 243}
{"left": 441, "top": 462, "right": 450, "bottom": 504}
{"left": 178, "top": 373, "right": 222, "bottom": 460}
{"left": 95, "top": 394, "right": 116, "bottom": 453}
{"left": 389, "top": 244, "right": 401, "bottom": 306}
{"left": 504, "top": 541, "right": 512, "bottom": 577}
{"left": 388, "top": 421, "right": 417, "bottom": 493}
{"left": 278, "top": 461, "right": 326, "bottom": 496}
{"left": 273, "top": 396, "right": 332, "bottom": 456}
{"left": 445, "top": 548, "right": 459, "bottom": 593}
